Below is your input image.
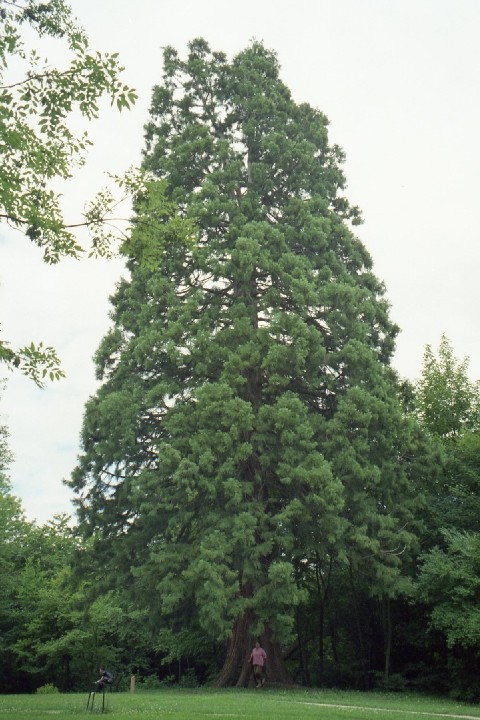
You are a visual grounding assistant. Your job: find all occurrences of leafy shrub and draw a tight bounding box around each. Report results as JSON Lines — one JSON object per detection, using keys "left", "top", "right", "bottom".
{"left": 36, "top": 683, "right": 59, "bottom": 694}
{"left": 178, "top": 669, "right": 199, "bottom": 688}
{"left": 138, "top": 674, "right": 163, "bottom": 690}
{"left": 372, "top": 672, "right": 408, "bottom": 692}
{"left": 158, "top": 675, "right": 176, "bottom": 687}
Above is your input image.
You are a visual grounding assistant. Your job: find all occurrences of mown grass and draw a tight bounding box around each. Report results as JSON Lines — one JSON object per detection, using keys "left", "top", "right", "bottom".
{"left": 1, "top": 687, "right": 480, "bottom": 720}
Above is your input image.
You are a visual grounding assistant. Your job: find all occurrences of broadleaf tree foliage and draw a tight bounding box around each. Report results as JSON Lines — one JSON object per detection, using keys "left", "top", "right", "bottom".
{"left": 413, "top": 340, "right": 480, "bottom": 697}
{"left": 414, "top": 336, "right": 480, "bottom": 547}
{"left": 0, "top": 0, "right": 139, "bottom": 384}
{"left": 71, "top": 39, "right": 426, "bottom": 686}
{"left": 416, "top": 334, "right": 480, "bottom": 438}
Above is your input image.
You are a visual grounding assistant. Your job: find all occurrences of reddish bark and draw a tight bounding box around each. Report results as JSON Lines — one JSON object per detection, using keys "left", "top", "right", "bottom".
{"left": 216, "top": 613, "right": 291, "bottom": 688}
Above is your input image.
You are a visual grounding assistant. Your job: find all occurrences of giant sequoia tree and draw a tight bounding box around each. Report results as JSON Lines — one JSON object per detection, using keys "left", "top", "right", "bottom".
{"left": 71, "top": 40, "right": 424, "bottom": 686}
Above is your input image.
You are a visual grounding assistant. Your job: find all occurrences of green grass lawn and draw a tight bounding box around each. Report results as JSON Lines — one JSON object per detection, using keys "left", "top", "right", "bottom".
{"left": 1, "top": 688, "right": 480, "bottom": 720}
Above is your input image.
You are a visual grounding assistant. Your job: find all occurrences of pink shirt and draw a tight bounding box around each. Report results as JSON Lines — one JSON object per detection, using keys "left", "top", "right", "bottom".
{"left": 250, "top": 647, "right": 267, "bottom": 666}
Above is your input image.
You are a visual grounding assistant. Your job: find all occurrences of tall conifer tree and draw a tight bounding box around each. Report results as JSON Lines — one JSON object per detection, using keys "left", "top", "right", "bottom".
{"left": 71, "top": 40, "right": 424, "bottom": 686}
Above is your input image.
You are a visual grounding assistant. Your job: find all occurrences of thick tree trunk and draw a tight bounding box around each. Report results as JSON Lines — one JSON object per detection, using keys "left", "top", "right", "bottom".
{"left": 216, "top": 613, "right": 292, "bottom": 688}
{"left": 215, "top": 610, "right": 254, "bottom": 687}
{"left": 315, "top": 551, "right": 333, "bottom": 684}
{"left": 296, "top": 609, "right": 311, "bottom": 686}
{"left": 383, "top": 595, "right": 392, "bottom": 679}
{"left": 318, "top": 603, "right": 325, "bottom": 679}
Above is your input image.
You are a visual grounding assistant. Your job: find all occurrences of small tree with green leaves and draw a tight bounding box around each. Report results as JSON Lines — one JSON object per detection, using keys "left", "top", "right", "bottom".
{"left": 416, "top": 334, "right": 480, "bottom": 439}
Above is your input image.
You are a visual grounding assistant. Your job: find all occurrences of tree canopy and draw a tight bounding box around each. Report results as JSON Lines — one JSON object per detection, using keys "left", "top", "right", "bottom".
{"left": 0, "top": 35, "right": 478, "bottom": 698}
{"left": 70, "top": 39, "right": 430, "bottom": 687}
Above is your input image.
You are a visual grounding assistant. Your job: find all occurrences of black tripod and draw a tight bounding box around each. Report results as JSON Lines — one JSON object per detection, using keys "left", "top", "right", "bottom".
{"left": 86, "top": 684, "right": 108, "bottom": 713}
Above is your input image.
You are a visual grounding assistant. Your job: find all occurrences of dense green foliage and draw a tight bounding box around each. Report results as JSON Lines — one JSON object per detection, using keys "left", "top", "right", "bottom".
{"left": 1, "top": 32, "right": 480, "bottom": 700}
{"left": 411, "top": 337, "right": 480, "bottom": 701}
{"left": 68, "top": 39, "right": 434, "bottom": 688}
{"left": 416, "top": 334, "right": 480, "bottom": 439}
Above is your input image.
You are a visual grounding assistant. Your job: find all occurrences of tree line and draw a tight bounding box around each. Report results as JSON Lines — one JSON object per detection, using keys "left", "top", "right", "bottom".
{"left": 2, "top": 333, "right": 480, "bottom": 696}
{"left": 2, "top": 15, "right": 480, "bottom": 699}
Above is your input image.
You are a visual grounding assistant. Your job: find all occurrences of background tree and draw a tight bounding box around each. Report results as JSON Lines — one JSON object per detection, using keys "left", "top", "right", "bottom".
{"left": 11, "top": 530, "right": 152, "bottom": 692}
{"left": 71, "top": 39, "right": 428, "bottom": 687}
{"left": 411, "top": 337, "right": 480, "bottom": 699}
{"left": 416, "top": 334, "right": 480, "bottom": 439}
{"left": 415, "top": 336, "right": 480, "bottom": 544}
{"left": 0, "top": 399, "right": 32, "bottom": 691}
{"left": 416, "top": 530, "right": 480, "bottom": 701}
{"left": 10, "top": 515, "right": 82, "bottom": 691}
{"left": 0, "top": 0, "right": 138, "bottom": 383}
{"left": 0, "top": 508, "right": 155, "bottom": 692}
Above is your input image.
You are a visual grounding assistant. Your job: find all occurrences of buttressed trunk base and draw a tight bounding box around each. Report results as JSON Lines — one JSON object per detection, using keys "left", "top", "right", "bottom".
{"left": 216, "top": 614, "right": 292, "bottom": 688}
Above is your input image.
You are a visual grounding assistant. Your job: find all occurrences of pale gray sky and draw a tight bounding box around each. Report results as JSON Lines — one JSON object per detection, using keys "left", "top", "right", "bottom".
{"left": 1, "top": 0, "right": 479, "bottom": 523}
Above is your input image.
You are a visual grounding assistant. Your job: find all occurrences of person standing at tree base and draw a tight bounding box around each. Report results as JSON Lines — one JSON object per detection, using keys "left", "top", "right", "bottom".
{"left": 249, "top": 641, "right": 267, "bottom": 688}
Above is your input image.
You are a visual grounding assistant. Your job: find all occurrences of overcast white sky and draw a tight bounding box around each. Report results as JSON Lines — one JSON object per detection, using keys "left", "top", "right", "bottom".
{"left": 1, "top": 0, "right": 479, "bottom": 524}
